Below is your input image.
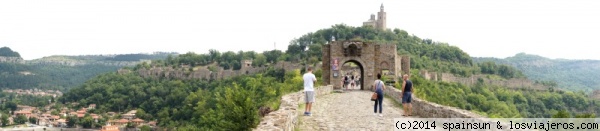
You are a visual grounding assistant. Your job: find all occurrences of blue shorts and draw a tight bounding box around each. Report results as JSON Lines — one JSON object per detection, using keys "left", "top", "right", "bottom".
{"left": 402, "top": 92, "right": 412, "bottom": 103}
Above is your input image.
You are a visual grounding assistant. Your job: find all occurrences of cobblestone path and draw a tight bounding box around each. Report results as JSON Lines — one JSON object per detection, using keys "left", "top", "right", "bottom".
{"left": 297, "top": 91, "right": 408, "bottom": 131}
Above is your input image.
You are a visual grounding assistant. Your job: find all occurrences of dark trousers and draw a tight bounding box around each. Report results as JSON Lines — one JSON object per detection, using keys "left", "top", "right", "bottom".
{"left": 373, "top": 92, "right": 383, "bottom": 113}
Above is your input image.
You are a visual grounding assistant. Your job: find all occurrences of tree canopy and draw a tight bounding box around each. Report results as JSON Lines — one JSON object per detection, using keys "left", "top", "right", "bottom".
{"left": 0, "top": 47, "right": 21, "bottom": 57}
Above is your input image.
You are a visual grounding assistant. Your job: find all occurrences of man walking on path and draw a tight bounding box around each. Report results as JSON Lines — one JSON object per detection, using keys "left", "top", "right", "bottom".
{"left": 401, "top": 74, "right": 414, "bottom": 116}
{"left": 303, "top": 67, "right": 317, "bottom": 116}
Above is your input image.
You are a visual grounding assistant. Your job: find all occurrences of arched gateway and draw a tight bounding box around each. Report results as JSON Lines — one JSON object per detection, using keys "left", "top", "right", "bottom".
{"left": 322, "top": 40, "right": 410, "bottom": 90}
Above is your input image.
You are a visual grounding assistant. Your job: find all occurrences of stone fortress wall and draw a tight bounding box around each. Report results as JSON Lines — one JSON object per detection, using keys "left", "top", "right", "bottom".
{"left": 384, "top": 86, "right": 484, "bottom": 118}
{"left": 419, "top": 70, "right": 547, "bottom": 90}
{"left": 254, "top": 85, "right": 333, "bottom": 131}
{"left": 322, "top": 41, "right": 410, "bottom": 90}
{"left": 123, "top": 61, "right": 306, "bottom": 81}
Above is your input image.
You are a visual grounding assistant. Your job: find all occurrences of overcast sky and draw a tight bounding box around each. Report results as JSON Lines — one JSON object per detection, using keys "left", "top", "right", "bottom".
{"left": 1, "top": 0, "right": 599, "bottom": 60}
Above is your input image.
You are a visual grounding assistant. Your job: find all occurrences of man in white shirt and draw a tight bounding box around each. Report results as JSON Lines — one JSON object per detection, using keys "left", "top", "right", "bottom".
{"left": 303, "top": 67, "right": 317, "bottom": 116}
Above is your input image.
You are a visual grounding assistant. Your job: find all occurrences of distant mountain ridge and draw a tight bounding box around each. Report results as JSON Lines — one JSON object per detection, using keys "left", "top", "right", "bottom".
{"left": 0, "top": 47, "right": 178, "bottom": 91}
{"left": 474, "top": 53, "right": 600, "bottom": 91}
{"left": 26, "top": 52, "right": 178, "bottom": 66}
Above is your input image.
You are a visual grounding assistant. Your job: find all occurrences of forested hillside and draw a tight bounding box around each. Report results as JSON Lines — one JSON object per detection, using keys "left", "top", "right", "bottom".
{"left": 0, "top": 47, "right": 177, "bottom": 91}
{"left": 411, "top": 70, "right": 598, "bottom": 118}
{"left": 0, "top": 62, "right": 120, "bottom": 91}
{"left": 59, "top": 24, "right": 598, "bottom": 130}
{"left": 0, "top": 47, "right": 21, "bottom": 57}
{"left": 61, "top": 65, "right": 302, "bottom": 130}
{"left": 286, "top": 24, "right": 523, "bottom": 78}
{"left": 474, "top": 53, "right": 600, "bottom": 91}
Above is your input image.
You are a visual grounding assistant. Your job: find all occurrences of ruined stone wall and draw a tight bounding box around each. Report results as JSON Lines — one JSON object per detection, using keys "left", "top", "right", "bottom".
{"left": 378, "top": 44, "right": 399, "bottom": 80}
{"left": 322, "top": 45, "right": 331, "bottom": 85}
{"left": 384, "top": 87, "right": 484, "bottom": 118}
{"left": 274, "top": 61, "right": 303, "bottom": 72}
{"left": 401, "top": 56, "right": 410, "bottom": 75}
{"left": 423, "top": 72, "right": 547, "bottom": 90}
{"left": 418, "top": 70, "right": 438, "bottom": 81}
{"left": 254, "top": 85, "right": 333, "bottom": 131}
{"left": 323, "top": 41, "right": 409, "bottom": 90}
{"left": 326, "top": 41, "right": 376, "bottom": 90}
{"left": 190, "top": 68, "right": 211, "bottom": 80}
{"left": 395, "top": 54, "right": 403, "bottom": 78}
{"left": 130, "top": 61, "right": 300, "bottom": 81}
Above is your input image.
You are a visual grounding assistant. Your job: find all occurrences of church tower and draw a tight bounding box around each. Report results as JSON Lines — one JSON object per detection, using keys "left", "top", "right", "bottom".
{"left": 362, "top": 3, "right": 388, "bottom": 30}
{"left": 376, "top": 3, "right": 387, "bottom": 30}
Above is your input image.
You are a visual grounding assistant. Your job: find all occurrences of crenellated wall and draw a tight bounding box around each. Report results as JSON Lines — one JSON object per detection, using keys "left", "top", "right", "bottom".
{"left": 384, "top": 87, "right": 484, "bottom": 118}
{"left": 254, "top": 85, "right": 333, "bottom": 131}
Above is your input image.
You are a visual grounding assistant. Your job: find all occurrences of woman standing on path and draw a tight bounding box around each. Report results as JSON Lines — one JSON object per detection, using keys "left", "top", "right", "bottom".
{"left": 372, "top": 74, "right": 385, "bottom": 117}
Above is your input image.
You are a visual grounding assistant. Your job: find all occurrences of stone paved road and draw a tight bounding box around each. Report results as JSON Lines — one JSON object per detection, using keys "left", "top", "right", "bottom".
{"left": 298, "top": 91, "right": 408, "bottom": 131}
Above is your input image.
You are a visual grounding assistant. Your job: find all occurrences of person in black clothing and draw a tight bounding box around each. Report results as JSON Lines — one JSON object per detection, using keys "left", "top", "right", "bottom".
{"left": 350, "top": 74, "right": 355, "bottom": 89}
{"left": 343, "top": 75, "right": 349, "bottom": 90}
{"left": 401, "top": 74, "right": 413, "bottom": 116}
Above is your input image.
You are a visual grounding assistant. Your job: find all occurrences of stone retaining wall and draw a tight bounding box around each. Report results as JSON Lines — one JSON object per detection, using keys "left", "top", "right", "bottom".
{"left": 254, "top": 85, "right": 333, "bottom": 131}
{"left": 384, "top": 87, "right": 483, "bottom": 118}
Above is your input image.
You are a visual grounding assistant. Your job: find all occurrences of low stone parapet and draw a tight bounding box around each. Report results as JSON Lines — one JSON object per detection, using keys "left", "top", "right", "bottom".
{"left": 254, "top": 85, "right": 333, "bottom": 131}
{"left": 384, "top": 87, "right": 483, "bottom": 118}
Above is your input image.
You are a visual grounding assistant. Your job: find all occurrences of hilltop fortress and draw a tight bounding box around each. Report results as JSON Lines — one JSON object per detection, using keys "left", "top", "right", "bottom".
{"left": 362, "top": 4, "right": 387, "bottom": 30}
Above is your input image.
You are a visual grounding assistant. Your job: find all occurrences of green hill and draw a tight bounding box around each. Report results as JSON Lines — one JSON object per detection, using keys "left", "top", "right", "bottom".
{"left": 58, "top": 25, "right": 599, "bottom": 130}
{"left": 0, "top": 48, "right": 177, "bottom": 91}
{"left": 0, "top": 47, "right": 21, "bottom": 57}
{"left": 474, "top": 53, "right": 600, "bottom": 92}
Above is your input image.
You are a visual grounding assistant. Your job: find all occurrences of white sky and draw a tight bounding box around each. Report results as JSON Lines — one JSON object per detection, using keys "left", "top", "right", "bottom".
{"left": 1, "top": 0, "right": 599, "bottom": 60}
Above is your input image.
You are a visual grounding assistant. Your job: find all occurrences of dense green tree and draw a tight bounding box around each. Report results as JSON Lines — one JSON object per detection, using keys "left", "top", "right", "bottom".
{"left": 1, "top": 114, "right": 9, "bottom": 126}
{"left": 140, "top": 125, "right": 152, "bottom": 131}
{"left": 28, "top": 117, "right": 37, "bottom": 124}
{"left": 252, "top": 54, "right": 267, "bottom": 67}
{"left": 66, "top": 116, "right": 78, "bottom": 127}
{"left": 14, "top": 115, "right": 27, "bottom": 124}
{"left": 263, "top": 50, "right": 283, "bottom": 64}
{"left": 200, "top": 84, "right": 259, "bottom": 130}
{"left": 3, "top": 101, "right": 18, "bottom": 112}
{"left": 209, "top": 49, "right": 221, "bottom": 63}
{"left": 80, "top": 115, "right": 94, "bottom": 128}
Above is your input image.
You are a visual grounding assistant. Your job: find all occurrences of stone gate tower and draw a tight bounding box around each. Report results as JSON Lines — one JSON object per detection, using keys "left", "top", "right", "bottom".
{"left": 322, "top": 40, "right": 410, "bottom": 90}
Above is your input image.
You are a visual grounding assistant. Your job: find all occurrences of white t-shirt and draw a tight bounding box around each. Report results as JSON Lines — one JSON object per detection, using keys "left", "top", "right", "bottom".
{"left": 303, "top": 73, "right": 317, "bottom": 91}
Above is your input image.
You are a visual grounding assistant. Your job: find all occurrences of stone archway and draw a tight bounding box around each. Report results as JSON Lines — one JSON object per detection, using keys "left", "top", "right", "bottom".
{"left": 322, "top": 40, "right": 410, "bottom": 90}
{"left": 340, "top": 59, "right": 365, "bottom": 90}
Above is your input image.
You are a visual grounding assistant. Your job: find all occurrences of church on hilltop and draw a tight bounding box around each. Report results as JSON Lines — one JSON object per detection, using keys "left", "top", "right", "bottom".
{"left": 363, "top": 4, "right": 387, "bottom": 30}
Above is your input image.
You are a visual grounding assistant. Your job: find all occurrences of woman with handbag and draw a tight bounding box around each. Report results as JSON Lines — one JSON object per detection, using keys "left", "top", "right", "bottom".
{"left": 372, "top": 73, "right": 385, "bottom": 117}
